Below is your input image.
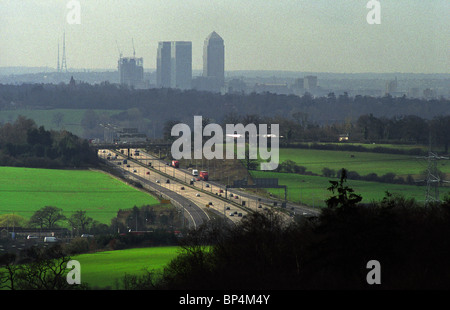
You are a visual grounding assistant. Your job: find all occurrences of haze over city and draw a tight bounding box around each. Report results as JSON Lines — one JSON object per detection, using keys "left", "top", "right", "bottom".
{"left": 1, "top": 0, "right": 449, "bottom": 73}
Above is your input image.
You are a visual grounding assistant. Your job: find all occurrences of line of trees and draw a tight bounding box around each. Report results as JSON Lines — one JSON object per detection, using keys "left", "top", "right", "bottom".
{"left": 0, "top": 116, "right": 98, "bottom": 168}
{"left": 1, "top": 83, "right": 449, "bottom": 145}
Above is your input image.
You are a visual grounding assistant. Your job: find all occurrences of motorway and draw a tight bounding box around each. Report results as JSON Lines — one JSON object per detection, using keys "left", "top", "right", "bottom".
{"left": 99, "top": 149, "right": 248, "bottom": 229}
{"left": 98, "top": 148, "right": 320, "bottom": 229}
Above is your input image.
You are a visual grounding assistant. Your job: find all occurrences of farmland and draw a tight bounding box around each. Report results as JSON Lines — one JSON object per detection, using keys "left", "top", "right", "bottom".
{"left": 71, "top": 246, "right": 181, "bottom": 289}
{"left": 277, "top": 148, "right": 450, "bottom": 178}
{"left": 0, "top": 166, "right": 160, "bottom": 224}
{"left": 251, "top": 170, "right": 450, "bottom": 208}
{"left": 250, "top": 145, "right": 450, "bottom": 208}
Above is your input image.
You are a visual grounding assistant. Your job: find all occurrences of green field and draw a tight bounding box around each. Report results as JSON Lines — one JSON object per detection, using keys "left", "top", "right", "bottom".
{"left": 251, "top": 170, "right": 450, "bottom": 208}
{"left": 0, "top": 167, "right": 160, "bottom": 224}
{"left": 277, "top": 148, "right": 450, "bottom": 178}
{"left": 71, "top": 246, "right": 181, "bottom": 289}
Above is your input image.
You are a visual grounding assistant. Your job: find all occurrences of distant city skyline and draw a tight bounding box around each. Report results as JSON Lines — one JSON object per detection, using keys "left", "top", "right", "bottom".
{"left": 0, "top": 1, "right": 449, "bottom": 74}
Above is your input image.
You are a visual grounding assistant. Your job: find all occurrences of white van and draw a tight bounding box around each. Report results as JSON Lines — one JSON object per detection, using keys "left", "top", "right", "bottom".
{"left": 192, "top": 169, "right": 198, "bottom": 176}
{"left": 44, "top": 237, "right": 58, "bottom": 243}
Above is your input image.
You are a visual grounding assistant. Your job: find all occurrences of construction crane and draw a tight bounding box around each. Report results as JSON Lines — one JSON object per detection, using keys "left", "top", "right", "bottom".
{"left": 115, "top": 40, "right": 123, "bottom": 59}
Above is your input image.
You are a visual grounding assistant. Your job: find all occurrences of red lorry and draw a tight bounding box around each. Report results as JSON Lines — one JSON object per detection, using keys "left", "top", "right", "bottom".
{"left": 199, "top": 171, "right": 209, "bottom": 181}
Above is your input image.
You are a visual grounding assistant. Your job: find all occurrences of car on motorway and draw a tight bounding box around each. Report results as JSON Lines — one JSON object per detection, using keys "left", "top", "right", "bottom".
{"left": 156, "top": 180, "right": 160, "bottom": 183}
{"left": 196, "top": 193, "right": 200, "bottom": 197}
{"left": 127, "top": 164, "right": 130, "bottom": 167}
{"left": 146, "top": 171, "right": 150, "bottom": 175}
{"left": 133, "top": 169, "right": 137, "bottom": 173}
{"left": 234, "top": 195, "right": 239, "bottom": 199}
{"left": 225, "top": 206, "right": 230, "bottom": 210}
{"left": 208, "top": 202, "right": 213, "bottom": 205}
{"left": 27, "top": 235, "right": 39, "bottom": 240}
{"left": 229, "top": 212, "right": 234, "bottom": 216}
{"left": 166, "top": 179, "right": 170, "bottom": 183}
{"left": 205, "top": 184, "right": 210, "bottom": 188}
{"left": 180, "top": 187, "right": 185, "bottom": 190}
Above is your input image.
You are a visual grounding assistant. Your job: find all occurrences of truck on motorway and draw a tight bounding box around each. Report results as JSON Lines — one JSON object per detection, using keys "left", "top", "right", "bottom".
{"left": 123, "top": 159, "right": 128, "bottom": 164}
{"left": 192, "top": 169, "right": 198, "bottom": 176}
{"left": 172, "top": 160, "right": 179, "bottom": 168}
{"left": 200, "top": 171, "right": 209, "bottom": 181}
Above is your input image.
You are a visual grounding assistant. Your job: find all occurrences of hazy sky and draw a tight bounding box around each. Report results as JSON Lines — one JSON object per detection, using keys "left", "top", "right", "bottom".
{"left": 1, "top": 0, "right": 448, "bottom": 73}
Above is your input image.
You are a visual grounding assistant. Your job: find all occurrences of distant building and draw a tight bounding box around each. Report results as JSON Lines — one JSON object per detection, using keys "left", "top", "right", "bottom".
{"left": 201, "top": 31, "right": 225, "bottom": 92}
{"left": 118, "top": 57, "right": 144, "bottom": 89}
{"left": 156, "top": 42, "right": 172, "bottom": 88}
{"left": 291, "top": 78, "right": 304, "bottom": 95}
{"left": 171, "top": 41, "right": 192, "bottom": 90}
{"left": 385, "top": 77, "right": 398, "bottom": 94}
{"left": 116, "top": 128, "right": 147, "bottom": 143}
{"left": 156, "top": 41, "right": 192, "bottom": 90}
{"left": 304, "top": 76, "right": 318, "bottom": 91}
{"left": 408, "top": 87, "right": 421, "bottom": 98}
{"left": 252, "top": 83, "right": 291, "bottom": 95}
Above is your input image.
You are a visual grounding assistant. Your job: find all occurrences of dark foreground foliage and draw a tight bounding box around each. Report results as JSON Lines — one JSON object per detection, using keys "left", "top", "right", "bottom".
{"left": 150, "top": 196, "right": 450, "bottom": 290}
{"left": 143, "top": 173, "right": 450, "bottom": 290}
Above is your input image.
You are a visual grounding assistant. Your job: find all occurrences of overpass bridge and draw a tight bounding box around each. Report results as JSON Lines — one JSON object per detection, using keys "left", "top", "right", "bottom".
{"left": 89, "top": 141, "right": 171, "bottom": 150}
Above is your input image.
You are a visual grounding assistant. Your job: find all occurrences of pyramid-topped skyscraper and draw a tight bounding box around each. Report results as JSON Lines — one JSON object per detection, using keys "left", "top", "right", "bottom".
{"left": 202, "top": 31, "right": 225, "bottom": 91}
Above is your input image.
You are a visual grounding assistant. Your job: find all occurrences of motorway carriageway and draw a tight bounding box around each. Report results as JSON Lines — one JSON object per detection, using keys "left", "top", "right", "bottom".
{"left": 99, "top": 149, "right": 319, "bottom": 227}
{"left": 99, "top": 149, "right": 247, "bottom": 228}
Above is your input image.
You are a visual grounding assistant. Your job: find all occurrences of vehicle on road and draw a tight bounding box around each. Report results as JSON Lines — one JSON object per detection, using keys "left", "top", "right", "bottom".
{"left": 156, "top": 180, "right": 160, "bottom": 183}
{"left": 180, "top": 186, "right": 185, "bottom": 190}
{"left": 44, "top": 237, "right": 58, "bottom": 243}
{"left": 196, "top": 193, "right": 200, "bottom": 197}
{"left": 172, "top": 160, "right": 179, "bottom": 168}
{"left": 199, "top": 171, "right": 208, "bottom": 181}
{"left": 166, "top": 179, "right": 170, "bottom": 183}
{"left": 192, "top": 169, "right": 198, "bottom": 176}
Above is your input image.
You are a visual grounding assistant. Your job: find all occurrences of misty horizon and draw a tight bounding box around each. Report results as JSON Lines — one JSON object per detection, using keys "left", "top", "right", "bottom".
{"left": 1, "top": 1, "right": 449, "bottom": 74}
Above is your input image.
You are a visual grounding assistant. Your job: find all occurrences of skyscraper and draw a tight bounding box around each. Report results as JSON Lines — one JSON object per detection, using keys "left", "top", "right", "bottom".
{"left": 118, "top": 56, "right": 144, "bottom": 88}
{"left": 157, "top": 41, "right": 192, "bottom": 90}
{"left": 202, "top": 31, "right": 225, "bottom": 90}
{"left": 171, "top": 41, "right": 192, "bottom": 90}
{"left": 156, "top": 42, "right": 172, "bottom": 88}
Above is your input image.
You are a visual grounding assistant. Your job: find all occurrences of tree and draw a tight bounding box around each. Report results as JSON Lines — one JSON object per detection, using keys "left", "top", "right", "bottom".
{"left": 68, "top": 210, "right": 93, "bottom": 234}
{"left": 0, "top": 245, "right": 87, "bottom": 290}
{"left": 52, "top": 112, "right": 65, "bottom": 128}
{"left": 29, "top": 206, "right": 66, "bottom": 229}
{"left": 325, "top": 169, "right": 362, "bottom": 209}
